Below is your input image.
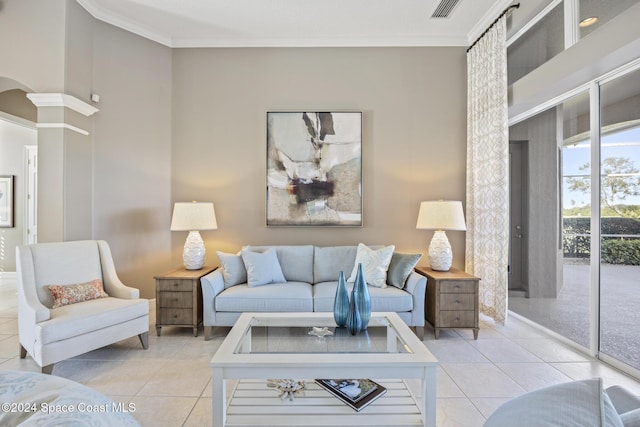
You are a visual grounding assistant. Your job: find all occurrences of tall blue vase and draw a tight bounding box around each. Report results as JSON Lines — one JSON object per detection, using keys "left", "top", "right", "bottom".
{"left": 346, "top": 286, "right": 362, "bottom": 336}
{"left": 354, "top": 263, "right": 371, "bottom": 329}
{"left": 333, "top": 271, "right": 349, "bottom": 327}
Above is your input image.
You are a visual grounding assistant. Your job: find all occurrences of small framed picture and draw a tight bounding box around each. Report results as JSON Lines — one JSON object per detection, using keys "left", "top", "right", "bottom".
{"left": 0, "top": 175, "right": 15, "bottom": 228}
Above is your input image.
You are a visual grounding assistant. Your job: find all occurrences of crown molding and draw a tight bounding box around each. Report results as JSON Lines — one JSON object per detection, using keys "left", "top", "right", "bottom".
{"left": 77, "top": 0, "right": 473, "bottom": 48}
{"left": 77, "top": 0, "right": 175, "bottom": 47}
{"left": 171, "top": 34, "right": 470, "bottom": 48}
{"left": 26, "top": 93, "right": 99, "bottom": 116}
{"left": 466, "top": 0, "right": 513, "bottom": 45}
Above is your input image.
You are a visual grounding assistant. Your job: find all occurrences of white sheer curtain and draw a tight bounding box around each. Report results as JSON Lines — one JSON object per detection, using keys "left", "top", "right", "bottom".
{"left": 465, "top": 15, "right": 509, "bottom": 324}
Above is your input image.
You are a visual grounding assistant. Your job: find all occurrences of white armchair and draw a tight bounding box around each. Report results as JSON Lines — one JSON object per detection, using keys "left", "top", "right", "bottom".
{"left": 16, "top": 240, "right": 149, "bottom": 374}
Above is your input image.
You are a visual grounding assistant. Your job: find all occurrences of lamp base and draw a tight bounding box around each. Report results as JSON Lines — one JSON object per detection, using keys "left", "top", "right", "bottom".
{"left": 428, "top": 230, "right": 452, "bottom": 271}
{"left": 183, "top": 230, "right": 205, "bottom": 270}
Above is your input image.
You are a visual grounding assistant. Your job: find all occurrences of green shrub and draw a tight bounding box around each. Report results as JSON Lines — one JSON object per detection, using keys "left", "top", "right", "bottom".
{"left": 563, "top": 217, "right": 640, "bottom": 258}
{"left": 601, "top": 239, "right": 640, "bottom": 265}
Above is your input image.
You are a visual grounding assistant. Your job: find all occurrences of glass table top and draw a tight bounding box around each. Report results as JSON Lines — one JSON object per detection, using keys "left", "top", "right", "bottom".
{"left": 233, "top": 314, "right": 412, "bottom": 355}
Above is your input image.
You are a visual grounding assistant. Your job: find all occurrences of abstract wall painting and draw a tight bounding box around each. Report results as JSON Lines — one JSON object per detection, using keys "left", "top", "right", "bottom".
{"left": 266, "top": 112, "right": 362, "bottom": 226}
{"left": 0, "top": 175, "right": 14, "bottom": 228}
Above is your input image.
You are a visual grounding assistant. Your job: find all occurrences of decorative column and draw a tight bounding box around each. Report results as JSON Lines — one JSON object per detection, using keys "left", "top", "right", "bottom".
{"left": 26, "top": 93, "right": 98, "bottom": 242}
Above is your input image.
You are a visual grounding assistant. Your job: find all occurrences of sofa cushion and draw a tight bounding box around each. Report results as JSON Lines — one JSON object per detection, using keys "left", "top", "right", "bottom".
{"left": 241, "top": 249, "right": 286, "bottom": 287}
{"left": 251, "top": 245, "right": 314, "bottom": 283}
{"left": 348, "top": 243, "right": 395, "bottom": 288}
{"left": 216, "top": 282, "right": 313, "bottom": 312}
{"left": 313, "top": 281, "right": 413, "bottom": 313}
{"left": 313, "top": 246, "right": 358, "bottom": 284}
{"left": 484, "top": 378, "right": 624, "bottom": 427}
{"left": 387, "top": 252, "right": 423, "bottom": 289}
{"left": 36, "top": 297, "right": 149, "bottom": 345}
{"left": 216, "top": 250, "right": 247, "bottom": 288}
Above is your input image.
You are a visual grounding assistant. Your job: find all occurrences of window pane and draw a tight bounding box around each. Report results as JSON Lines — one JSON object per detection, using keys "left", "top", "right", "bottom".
{"left": 599, "top": 68, "right": 640, "bottom": 371}
{"left": 507, "top": 3, "right": 564, "bottom": 85}
{"left": 508, "top": 91, "right": 591, "bottom": 349}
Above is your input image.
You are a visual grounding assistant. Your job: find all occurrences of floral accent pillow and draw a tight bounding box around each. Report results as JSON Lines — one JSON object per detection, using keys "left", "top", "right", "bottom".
{"left": 48, "top": 279, "right": 109, "bottom": 308}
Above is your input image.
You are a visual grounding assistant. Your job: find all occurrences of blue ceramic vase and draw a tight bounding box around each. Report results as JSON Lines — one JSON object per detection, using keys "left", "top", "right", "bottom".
{"left": 346, "top": 286, "right": 362, "bottom": 336}
{"left": 333, "top": 271, "right": 349, "bottom": 327}
{"left": 354, "top": 263, "right": 371, "bottom": 329}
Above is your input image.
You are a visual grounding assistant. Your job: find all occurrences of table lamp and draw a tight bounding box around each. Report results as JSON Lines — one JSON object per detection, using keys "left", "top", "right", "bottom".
{"left": 416, "top": 200, "right": 466, "bottom": 271}
{"left": 171, "top": 201, "right": 217, "bottom": 270}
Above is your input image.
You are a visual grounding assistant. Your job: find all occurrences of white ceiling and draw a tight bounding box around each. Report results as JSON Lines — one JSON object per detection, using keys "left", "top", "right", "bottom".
{"left": 76, "top": 0, "right": 514, "bottom": 48}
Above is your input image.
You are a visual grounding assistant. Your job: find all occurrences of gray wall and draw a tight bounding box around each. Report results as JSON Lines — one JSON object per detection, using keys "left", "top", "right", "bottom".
{"left": 0, "top": 0, "right": 66, "bottom": 93}
{"left": 171, "top": 47, "right": 468, "bottom": 274}
{"left": 1, "top": 1, "right": 468, "bottom": 298}
{"left": 92, "top": 21, "right": 173, "bottom": 297}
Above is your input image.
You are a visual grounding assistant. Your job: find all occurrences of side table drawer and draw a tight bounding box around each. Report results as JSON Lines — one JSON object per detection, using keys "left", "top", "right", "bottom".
{"left": 438, "top": 310, "right": 475, "bottom": 328}
{"left": 159, "top": 308, "right": 193, "bottom": 325}
{"left": 158, "top": 279, "right": 193, "bottom": 292}
{"left": 440, "top": 281, "right": 476, "bottom": 294}
{"left": 439, "top": 293, "right": 475, "bottom": 310}
{"left": 159, "top": 291, "right": 193, "bottom": 308}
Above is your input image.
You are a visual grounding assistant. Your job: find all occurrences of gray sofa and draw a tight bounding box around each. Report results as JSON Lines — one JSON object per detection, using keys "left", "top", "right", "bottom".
{"left": 200, "top": 245, "right": 426, "bottom": 340}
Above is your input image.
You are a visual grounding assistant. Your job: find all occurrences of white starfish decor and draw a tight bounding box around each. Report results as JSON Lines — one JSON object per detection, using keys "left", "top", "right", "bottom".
{"left": 267, "top": 379, "right": 306, "bottom": 401}
{"left": 308, "top": 326, "right": 333, "bottom": 338}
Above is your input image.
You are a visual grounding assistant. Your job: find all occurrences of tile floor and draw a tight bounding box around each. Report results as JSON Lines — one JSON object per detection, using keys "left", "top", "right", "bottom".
{"left": 1, "top": 276, "right": 639, "bottom": 427}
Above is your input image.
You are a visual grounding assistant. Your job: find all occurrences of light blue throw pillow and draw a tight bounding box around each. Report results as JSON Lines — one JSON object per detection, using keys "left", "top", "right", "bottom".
{"left": 241, "top": 248, "right": 286, "bottom": 287}
{"left": 387, "top": 252, "right": 423, "bottom": 289}
{"left": 216, "top": 250, "right": 247, "bottom": 289}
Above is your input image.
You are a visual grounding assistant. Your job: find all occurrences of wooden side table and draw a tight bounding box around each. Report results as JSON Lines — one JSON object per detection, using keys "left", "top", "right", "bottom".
{"left": 154, "top": 266, "right": 216, "bottom": 337}
{"left": 415, "top": 266, "right": 480, "bottom": 339}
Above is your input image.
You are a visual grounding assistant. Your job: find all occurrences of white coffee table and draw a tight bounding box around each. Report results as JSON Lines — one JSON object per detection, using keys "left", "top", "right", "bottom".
{"left": 210, "top": 312, "right": 438, "bottom": 427}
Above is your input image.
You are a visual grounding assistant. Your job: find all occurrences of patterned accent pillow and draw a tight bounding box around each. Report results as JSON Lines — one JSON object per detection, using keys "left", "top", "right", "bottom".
{"left": 387, "top": 252, "right": 423, "bottom": 289}
{"left": 347, "top": 243, "right": 395, "bottom": 288}
{"left": 48, "top": 279, "right": 109, "bottom": 308}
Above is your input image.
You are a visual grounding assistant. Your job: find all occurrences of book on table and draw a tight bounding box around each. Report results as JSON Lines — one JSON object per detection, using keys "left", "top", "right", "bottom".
{"left": 315, "top": 378, "right": 387, "bottom": 411}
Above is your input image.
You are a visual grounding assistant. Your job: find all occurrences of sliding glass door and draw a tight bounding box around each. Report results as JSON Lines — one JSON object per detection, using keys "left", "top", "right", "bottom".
{"left": 509, "top": 91, "right": 591, "bottom": 349}
{"left": 509, "top": 65, "right": 640, "bottom": 376}
{"left": 599, "top": 68, "right": 640, "bottom": 372}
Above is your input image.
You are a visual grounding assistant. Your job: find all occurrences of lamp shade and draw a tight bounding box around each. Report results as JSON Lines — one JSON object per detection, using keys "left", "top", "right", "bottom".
{"left": 416, "top": 200, "right": 466, "bottom": 231}
{"left": 170, "top": 202, "right": 217, "bottom": 231}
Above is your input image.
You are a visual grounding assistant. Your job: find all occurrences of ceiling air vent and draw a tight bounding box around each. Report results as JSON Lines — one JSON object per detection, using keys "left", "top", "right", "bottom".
{"left": 431, "top": 0, "right": 462, "bottom": 18}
